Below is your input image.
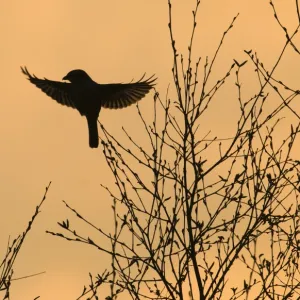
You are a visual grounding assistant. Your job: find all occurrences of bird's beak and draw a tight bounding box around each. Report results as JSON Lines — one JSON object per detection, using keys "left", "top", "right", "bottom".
{"left": 62, "top": 75, "right": 68, "bottom": 81}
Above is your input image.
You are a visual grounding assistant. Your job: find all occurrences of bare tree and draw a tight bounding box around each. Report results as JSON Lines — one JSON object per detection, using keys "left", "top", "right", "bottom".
{"left": 0, "top": 183, "right": 50, "bottom": 300}
{"left": 48, "top": 1, "right": 300, "bottom": 299}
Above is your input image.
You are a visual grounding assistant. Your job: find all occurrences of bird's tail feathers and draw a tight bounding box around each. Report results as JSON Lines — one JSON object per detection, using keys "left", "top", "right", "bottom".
{"left": 86, "top": 116, "right": 99, "bottom": 148}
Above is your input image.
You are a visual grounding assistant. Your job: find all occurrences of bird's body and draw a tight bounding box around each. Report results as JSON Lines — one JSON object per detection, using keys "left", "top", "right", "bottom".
{"left": 21, "top": 67, "right": 156, "bottom": 148}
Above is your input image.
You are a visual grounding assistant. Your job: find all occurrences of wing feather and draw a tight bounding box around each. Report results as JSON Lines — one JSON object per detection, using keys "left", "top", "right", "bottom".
{"left": 21, "top": 66, "right": 76, "bottom": 109}
{"left": 22, "top": 67, "right": 157, "bottom": 111}
{"left": 99, "top": 75, "right": 156, "bottom": 109}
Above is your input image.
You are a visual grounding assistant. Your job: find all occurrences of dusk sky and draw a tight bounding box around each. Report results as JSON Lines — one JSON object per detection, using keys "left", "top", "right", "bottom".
{"left": 1, "top": 1, "right": 299, "bottom": 299}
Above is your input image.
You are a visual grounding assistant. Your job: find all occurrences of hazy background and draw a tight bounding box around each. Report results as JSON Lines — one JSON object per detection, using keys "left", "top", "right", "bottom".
{"left": 0, "top": 1, "right": 299, "bottom": 299}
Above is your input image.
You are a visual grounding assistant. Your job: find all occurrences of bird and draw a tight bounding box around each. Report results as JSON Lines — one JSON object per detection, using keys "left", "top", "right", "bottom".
{"left": 21, "top": 67, "right": 156, "bottom": 148}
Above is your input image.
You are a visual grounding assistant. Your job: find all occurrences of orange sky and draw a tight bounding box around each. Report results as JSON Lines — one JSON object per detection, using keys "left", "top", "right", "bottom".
{"left": 1, "top": 1, "right": 299, "bottom": 299}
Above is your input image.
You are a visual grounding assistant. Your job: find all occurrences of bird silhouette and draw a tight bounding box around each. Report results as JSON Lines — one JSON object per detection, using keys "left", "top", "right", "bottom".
{"left": 21, "top": 67, "right": 156, "bottom": 148}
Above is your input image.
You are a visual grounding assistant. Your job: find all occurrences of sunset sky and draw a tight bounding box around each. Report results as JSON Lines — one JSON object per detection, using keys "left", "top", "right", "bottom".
{"left": 1, "top": 1, "right": 299, "bottom": 299}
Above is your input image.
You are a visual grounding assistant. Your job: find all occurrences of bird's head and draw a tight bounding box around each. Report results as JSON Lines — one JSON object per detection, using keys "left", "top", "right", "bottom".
{"left": 62, "top": 69, "right": 92, "bottom": 83}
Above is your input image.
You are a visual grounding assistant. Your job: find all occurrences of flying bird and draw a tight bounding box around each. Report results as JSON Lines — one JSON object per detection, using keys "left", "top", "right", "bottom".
{"left": 21, "top": 67, "right": 156, "bottom": 148}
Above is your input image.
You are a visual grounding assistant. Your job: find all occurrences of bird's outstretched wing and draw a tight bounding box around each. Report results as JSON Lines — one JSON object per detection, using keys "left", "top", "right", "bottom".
{"left": 21, "top": 66, "right": 76, "bottom": 109}
{"left": 99, "top": 74, "right": 156, "bottom": 109}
